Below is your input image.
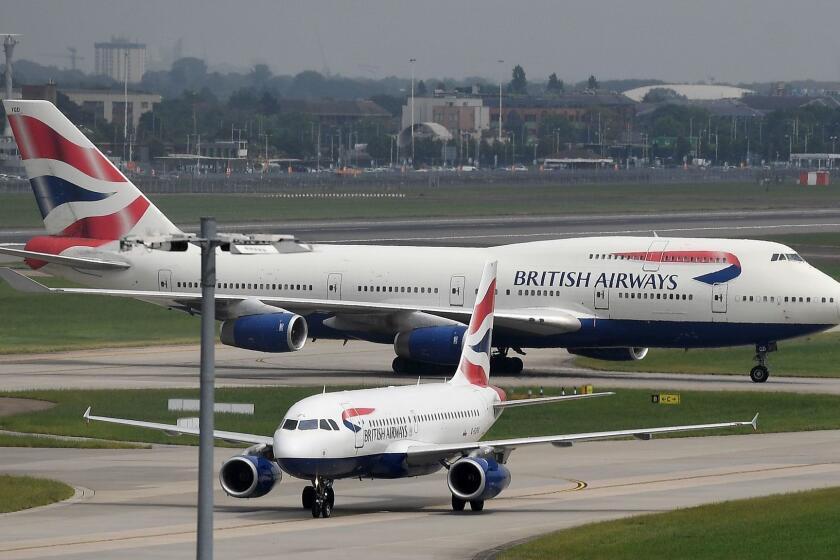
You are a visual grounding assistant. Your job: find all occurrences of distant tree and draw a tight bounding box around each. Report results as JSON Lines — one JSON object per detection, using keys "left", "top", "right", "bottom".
{"left": 436, "top": 81, "right": 446, "bottom": 91}
{"left": 546, "top": 73, "right": 564, "bottom": 93}
{"left": 508, "top": 65, "right": 527, "bottom": 94}
{"left": 642, "top": 87, "right": 686, "bottom": 103}
{"left": 416, "top": 80, "right": 427, "bottom": 96}
{"left": 251, "top": 64, "right": 272, "bottom": 89}
{"left": 587, "top": 74, "right": 599, "bottom": 91}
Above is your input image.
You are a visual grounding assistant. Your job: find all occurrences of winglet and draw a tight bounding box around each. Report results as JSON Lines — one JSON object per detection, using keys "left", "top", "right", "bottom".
{"left": 751, "top": 412, "right": 759, "bottom": 431}
{"left": 83, "top": 406, "right": 92, "bottom": 423}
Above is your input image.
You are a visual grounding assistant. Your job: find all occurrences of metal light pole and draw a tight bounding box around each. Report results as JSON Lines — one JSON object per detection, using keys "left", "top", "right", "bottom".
{"left": 409, "top": 57, "right": 416, "bottom": 166}
{"left": 497, "top": 59, "right": 504, "bottom": 143}
{"left": 197, "top": 217, "right": 220, "bottom": 560}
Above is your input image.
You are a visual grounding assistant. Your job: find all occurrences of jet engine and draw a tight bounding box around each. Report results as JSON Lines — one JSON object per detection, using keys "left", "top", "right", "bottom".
{"left": 220, "top": 312, "right": 308, "bottom": 353}
{"left": 218, "top": 455, "right": 282, "bottom": 498}
{"left": 567, "top": 347, "right": 649, "bottom": 361}
{"left": 393, "top": 325, "right": 467, "bottom": 366}
{"left": 447, "top": 457, "right": 511, "bottom": 502}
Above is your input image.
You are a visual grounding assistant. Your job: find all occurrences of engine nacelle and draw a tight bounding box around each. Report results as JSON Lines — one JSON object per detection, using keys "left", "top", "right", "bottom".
{"left": 567, "top": 347, "right": 649, "bottom": 361}
{"left": 394, "top": 325, "right": 467, "bottom": 365}
{"left": 218, "top": 455, "right": 282, "bottom": 498}
{"left": 220, "top": 312, "right": 308, "bottom": 353}
{"left": 447, "top": 457, "right": 511, "bottom": 502}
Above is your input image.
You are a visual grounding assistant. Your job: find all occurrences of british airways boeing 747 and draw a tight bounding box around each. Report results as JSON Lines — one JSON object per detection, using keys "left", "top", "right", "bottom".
{"left": 2, "top": 100, "right": 838, "bottom": 382}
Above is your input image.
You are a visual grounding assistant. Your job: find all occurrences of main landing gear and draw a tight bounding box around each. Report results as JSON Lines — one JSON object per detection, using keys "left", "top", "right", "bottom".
{"left": 303, "top": 478, "right": 335, "bottom": 518}
{"left": 490, "top": 347, "right": 524, "bottom": 375}
{"left": 750, "top": 342, "right": 777, "bottom": 383}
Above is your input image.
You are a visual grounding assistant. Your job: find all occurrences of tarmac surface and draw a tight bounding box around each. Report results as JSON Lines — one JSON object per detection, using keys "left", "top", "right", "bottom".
{"left": 3, "top": 208, "right": 840, "bottom": 246}
{"left": 3, "top": 340, "right": 840, "bottom": 393}
{"left": 1, "top": 430, "right": 839, "bottom": 559}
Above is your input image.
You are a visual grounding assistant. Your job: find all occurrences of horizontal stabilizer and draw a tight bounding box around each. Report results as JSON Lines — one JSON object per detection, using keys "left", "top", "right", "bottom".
{"left": 0, "top": 246, "right": 130, "bottom": 270}
{"left": 493, "top": 391, "right": 614, "bottom": 409}
{"left": 0, "top": 268, "right": 51, "bottom": 293}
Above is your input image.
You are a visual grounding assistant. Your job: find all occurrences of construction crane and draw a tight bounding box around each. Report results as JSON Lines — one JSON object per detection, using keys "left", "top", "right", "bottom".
{"left": 38, "top": 46, "right": 85, "bottom": 71}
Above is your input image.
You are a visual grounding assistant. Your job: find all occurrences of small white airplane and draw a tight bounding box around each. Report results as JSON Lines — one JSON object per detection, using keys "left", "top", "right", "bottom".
{"left": 2, "top": 99, "right": 839, "bottom": 382}
{"left": 84, "top": 261, "right": 758, "bottom": 518}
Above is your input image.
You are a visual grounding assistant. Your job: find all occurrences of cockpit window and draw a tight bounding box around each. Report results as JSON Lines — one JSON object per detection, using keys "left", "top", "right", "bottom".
{"left": 327, "top": 419, "right": 339, "bottom": 430}
{"left": 298, "top": 419, "right": 318, "bottom": 430}
{"left": 281, "top": 419, "right": 297, "bottom": 431}
{"left": 771, "top": 253, "right": 805, "bottom": 262}
{"left": 319, "top": 419, "right": 332, "bottom": 431}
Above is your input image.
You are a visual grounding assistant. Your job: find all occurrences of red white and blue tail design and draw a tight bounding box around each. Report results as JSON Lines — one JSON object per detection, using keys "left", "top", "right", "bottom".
{"left": 3, "top": 100, "right": 180, "bottom": 239}
{"left": 450, "top": 260, "right": 497, "bottom": 387}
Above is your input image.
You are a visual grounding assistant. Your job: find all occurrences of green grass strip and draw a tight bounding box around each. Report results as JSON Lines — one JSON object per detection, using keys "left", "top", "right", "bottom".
{"left": 501, "top": 486, "right": 840, "bottom": 560}
{"left": 0, "top": 474, "right": 74, "bottom": 514}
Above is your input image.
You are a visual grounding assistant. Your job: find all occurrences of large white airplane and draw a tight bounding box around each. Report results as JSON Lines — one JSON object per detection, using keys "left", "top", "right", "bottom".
{"left": 2, "top": 99, "right": 839, "bottom": 382}
{"left": 84, "top": 260, "right": 758, "bottom": 517}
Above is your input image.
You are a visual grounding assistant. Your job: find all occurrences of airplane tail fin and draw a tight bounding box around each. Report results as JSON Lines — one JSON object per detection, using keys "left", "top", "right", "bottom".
{"left": 449, "top": 260, "right": 497, "bottom": 387}
{"left": 3, "top": 99, "right": 181, "bottom": 239}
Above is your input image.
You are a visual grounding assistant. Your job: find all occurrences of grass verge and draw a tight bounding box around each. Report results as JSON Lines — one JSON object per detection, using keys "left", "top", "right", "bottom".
{"left": 0, "top": 475, "right": 74, "bottom": 514}
{"left": 0, "top": 276, "right": 200, "bottom": 354}
{"left": 500, "top": 486, "right": 840, "bottom": 560}
{"left": 0, "top": 386, "right": 836, "bottom": 446}
{"left": 0, "top": 433, "right": 146, "bottom": 449}
{"left": 5, "top": 183, "right": 840, "bottom": 228}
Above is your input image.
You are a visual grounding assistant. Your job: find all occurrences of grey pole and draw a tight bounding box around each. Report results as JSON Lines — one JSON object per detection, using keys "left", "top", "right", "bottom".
{"left": 197, "top": 217, "right": 217, "bottom": 560}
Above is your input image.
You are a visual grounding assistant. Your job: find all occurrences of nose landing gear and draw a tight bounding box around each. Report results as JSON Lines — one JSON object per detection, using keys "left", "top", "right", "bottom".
{"left": 750, "top": 342, "right": 776, "bottom": 383}
{"left": 304, "top": 478, "right": 335, "bottom": 518}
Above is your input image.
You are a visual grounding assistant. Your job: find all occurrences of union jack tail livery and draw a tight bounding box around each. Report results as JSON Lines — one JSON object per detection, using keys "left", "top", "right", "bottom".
{"left": 3, "top": 100, "right": 180, "bottom": 240}
{"left": 450, "top": 260, "right": 497, "bottom": 387}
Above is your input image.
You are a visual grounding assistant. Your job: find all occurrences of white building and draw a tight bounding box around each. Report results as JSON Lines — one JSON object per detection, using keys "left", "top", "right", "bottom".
{"left": 401, "top": 95, "right": 490, "bottom": 138}
{"left": 94, "top": 39, "right": 147, "bottom": 83}
{"left": 62, "top": 89, "right": 161, "bottom": 129}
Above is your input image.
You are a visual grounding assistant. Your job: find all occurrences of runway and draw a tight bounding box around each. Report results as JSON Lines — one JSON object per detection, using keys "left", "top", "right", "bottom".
{"left": 1, "top": 430, "right": 839, "bottom": 559}
{"left": 3, "top": 208, "right": 840, "bottom": 246}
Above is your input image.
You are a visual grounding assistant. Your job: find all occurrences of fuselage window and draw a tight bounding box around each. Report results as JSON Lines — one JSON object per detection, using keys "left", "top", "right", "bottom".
{"left": 689, "top": 294, "right": 693, "bottom": 300}
{"left": 518, "top": 290, "right": 522, "bottom": 296}
{"left": 414, "top": 287, "right": 419, "bottom": 293}
{"left": 799, "top": 297, "right": 804, "bottom": 302}
{"left": 807, "top": 297, "right": 811, "bottom": 303}
{"left": 506, "top": 289, "right": 511, "bottom": 295}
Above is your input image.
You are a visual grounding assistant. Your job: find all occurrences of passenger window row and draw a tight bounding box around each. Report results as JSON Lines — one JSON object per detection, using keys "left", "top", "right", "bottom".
{"left": 587, "top": 253, "right": 727, "bottom": 264}
{"left": 740, "top": 295, "right": 835, "bottom": 304}
{"left": 518, "top": 288, "right": 563, "bottom": 297}
{"left": 617, "top": 292, "right": 693, "bottom": 301}
{"left": 369, "top": 409, "right": 480, "bottom": 427}
{"left": 357, "top": 285, "right": 438, "bottom": 294}
{"left": 177, "top": 281, "right": 313, "bottom": 291}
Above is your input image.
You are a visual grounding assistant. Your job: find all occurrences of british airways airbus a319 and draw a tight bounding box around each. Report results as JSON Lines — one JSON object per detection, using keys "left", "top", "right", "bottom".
{"left": 2, "top": 99, "right": 839, "bottom": 382}
{"left": 84, "top": 261, "right": 758, "bottom": 517}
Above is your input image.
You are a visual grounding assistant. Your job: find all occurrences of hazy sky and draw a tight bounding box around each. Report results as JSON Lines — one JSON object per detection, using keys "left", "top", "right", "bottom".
{"left": 3, "top": 0, "right": 840, "bottom": 84}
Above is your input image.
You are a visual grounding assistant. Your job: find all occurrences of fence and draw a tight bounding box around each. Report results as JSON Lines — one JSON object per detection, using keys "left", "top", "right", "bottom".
{"left": 0, "top": 167, "right": 799, "bottom": 195}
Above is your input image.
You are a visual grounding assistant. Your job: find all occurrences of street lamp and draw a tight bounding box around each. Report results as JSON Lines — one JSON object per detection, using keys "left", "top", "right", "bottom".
{"left": 497, "top": 59, "right": 504, "bottom": 143}
{"left": 409, "top": 57, "right": 416, "bottom": 166}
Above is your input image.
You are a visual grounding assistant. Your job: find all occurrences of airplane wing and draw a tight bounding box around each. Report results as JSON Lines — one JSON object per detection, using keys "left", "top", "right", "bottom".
{"left": 403, "top": 414, "right": 759, "bottom": 464}
{"left": 493, "top": 391, "right": 613, "bottom": 410}
{"left": 83, "top": 407, "right": 273, "bottom": 446}
{"left": 0, "top": 267, "right": 583, "bottom": 334}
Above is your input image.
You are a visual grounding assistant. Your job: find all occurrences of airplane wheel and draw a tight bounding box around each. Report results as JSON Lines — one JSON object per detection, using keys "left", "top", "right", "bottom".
{"left": 311, "top": 499, "right": 322, "bottom": 518}
{"left": 451, "top": 496, "right": 466, "bottom": 511}
{"left": 750, "top": 365, "right": 769, "bottom": 383}
{"left": 326, "top": 486, "right": 335, "bottom": 508}
{"left": 509, "top": 357, "right": 524, "bottom": 374}
{"left": 321, "top": 499, "right": 332, "bottom": 518}
{"left": 469, "top": 500, "right": 485, "bottom": 512}
{"left": 302, "top": 485, "right": 315, "bottom": 509}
